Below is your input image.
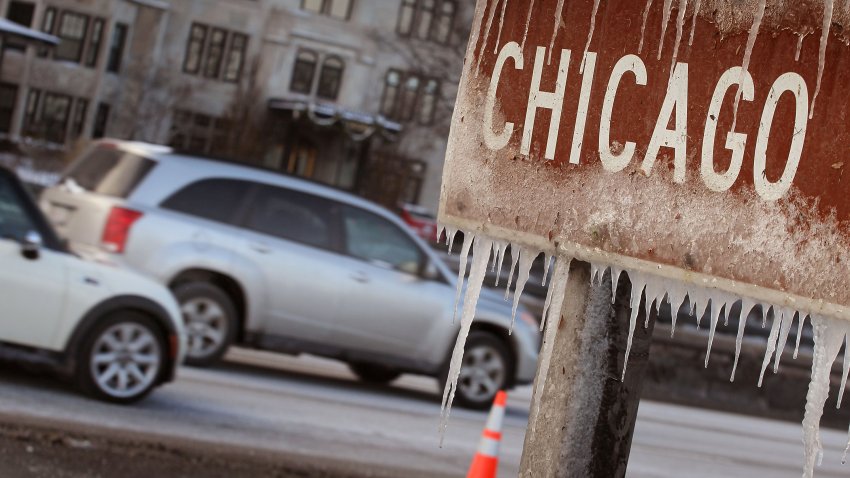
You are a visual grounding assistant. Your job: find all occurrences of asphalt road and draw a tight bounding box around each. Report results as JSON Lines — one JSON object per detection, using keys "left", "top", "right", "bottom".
{"left": 0, "top": 347, "right": 849, "bottom": 477}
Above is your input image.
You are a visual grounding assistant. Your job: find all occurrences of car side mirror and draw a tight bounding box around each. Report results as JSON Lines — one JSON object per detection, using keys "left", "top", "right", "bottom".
{"left": 422, "top": 261, "right": 441, "bottom": 281}
{"left": 21, "top": 230, "right": 42, "bottom": 260}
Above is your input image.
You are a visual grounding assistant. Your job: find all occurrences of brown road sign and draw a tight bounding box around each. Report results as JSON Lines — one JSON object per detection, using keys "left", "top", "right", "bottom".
{"left": 439, "top": 0, "right": 850, "bottom": 320}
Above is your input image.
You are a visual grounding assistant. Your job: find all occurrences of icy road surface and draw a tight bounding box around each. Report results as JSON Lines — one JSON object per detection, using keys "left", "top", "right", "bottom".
{"left": 0, "top": 348, "right": 847, "bottom": 477}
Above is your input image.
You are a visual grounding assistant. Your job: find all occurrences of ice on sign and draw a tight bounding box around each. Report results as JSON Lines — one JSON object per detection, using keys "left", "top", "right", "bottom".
{"left": 437, "top": 1, "right": 850, "bottom": 476}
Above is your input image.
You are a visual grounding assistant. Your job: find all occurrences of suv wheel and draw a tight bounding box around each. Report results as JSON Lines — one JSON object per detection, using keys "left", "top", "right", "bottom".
{"left": 349, "top": 362, "right": 402, "bottom": 384}
{"left": 444, "top": 332, "right": 513, "bottom": 410}
{"left": 76, "top": 312, "right": 165, "bottom": 404}
{"left": 174, "top": 282, "right": 236, "bottom": 366}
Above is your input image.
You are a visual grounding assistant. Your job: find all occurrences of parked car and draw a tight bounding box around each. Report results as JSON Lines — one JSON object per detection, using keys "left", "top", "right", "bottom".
{"left": 0, "top": 165, "right": 185, "bottom": 403}
{"left": 398, "top": 203, "right": 439, "bottom": 243}
{"left": 40, "top": 140, "right": 540, "bottom": 409}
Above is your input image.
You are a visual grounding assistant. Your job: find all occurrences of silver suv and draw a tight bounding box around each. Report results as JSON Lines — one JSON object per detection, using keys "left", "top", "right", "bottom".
{"left": 40, "top": 140, "right": 540, "bottom": 409}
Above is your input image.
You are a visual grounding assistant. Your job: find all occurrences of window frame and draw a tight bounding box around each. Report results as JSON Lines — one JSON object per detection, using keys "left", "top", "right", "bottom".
{"left": 301, "top": 0, "right": 353, "bottom": 20}
{"left": 53, "top": 10, "right": 89, "bottom": 63}
{"left": 202, "top": 27, "right": 227, "bottom": 79}
{"left": 83, "top": 17, "right": 103, "bottom": 67}
{"left": 289, "top": 49, "right": 318, "bottom": 95}
{"left": 223, "top": 32, "right": 247, "bottom": 83}
{"left": 183, "top": 23, "right": 208, "bottom": 74}
{"left": 338, "top": 204, "right": 426, "bottom": 275}
{"left": 316, "top": 55, "right": 344, "bottom": 100}
{"left": 106, "top": 22, "right": 128, "bottom": 73}
{"left": 240, "top": 184, "right": 342, "bottom": 253}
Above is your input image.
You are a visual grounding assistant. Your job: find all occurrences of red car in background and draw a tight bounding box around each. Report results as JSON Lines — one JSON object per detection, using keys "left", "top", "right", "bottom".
{"left": 398, "top": 203, "right": 439, "bottom": 243}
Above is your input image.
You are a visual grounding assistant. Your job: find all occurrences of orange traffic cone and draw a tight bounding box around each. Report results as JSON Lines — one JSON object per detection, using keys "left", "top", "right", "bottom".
{"left": 467, "top": 390, "right": 507, "bottom": 478}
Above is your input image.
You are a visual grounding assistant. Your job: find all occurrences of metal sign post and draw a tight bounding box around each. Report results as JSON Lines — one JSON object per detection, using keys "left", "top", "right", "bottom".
{"left": 439, "top": 0, "right": 850, "bottom": 475}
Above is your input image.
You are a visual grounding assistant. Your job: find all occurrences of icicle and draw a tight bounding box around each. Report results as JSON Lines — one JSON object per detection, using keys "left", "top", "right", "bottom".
{"left": 504, "top": 245, "right": 520, "bottom": 300}
{"left": 493, "top": 0, "right": 508, "bottom": 54}
{"left": 622, "top": 271, "right": 648, "bottom": 380}
{"left": 688, "top": 0, "right": 702, "bottom": 46}
{"left": 531, "top": 259, "right": 571, "bottom": 431}
{"left": 795, "top": 314, "right": 807, "bottom": 359}
{"left": 838, "top": 336, "right": 850, "bottom": 408}
{"left": 643, "top": 280, "right": 667, "bottom": 328}
{"left": 590, "top": 262, "right": 603, "bottom": 285}
{"left": 705, "top": 295, "right": 729, "bottom": 368}
{"left": 520, "top": 0, "right": 535, "bottom": 52}
{"left": 510, "top": 246, "right": 538, "bottom": 333}
{"left": 493, "top": 241, "right": 508, "bottom": 286}
{"left": 547, "top": 0, "right": 566, "bottom": 64}
{"left": 475, "top": 0, "right": 499, "bottom": 74}
{"left": 580, "top": 0, "right": 601, "bottom": 73}
{"left": 762, "top": 305, "right": 769, "bottom": 328}
{"left": 809, "top": 0, "right": 834, "bottom": 119}
{"left": 610, "top": 267, "right": 623, "bottom": 303}
{"left": 437, "top": 224, "right": 445, "bottom": 245}
{"left": 451, "top": 233, "right": 475, "bottom": 324}
{"left": 638, "top": 0, "right": 654, "bottom": 54}
{"left": 773, "top": 308, "right": 797, "bottom": 373}
{"left": 758, "top": 309, "right": 781, "bottom": 387}
{"left": 802, "top": 316, "right": 849, "bottom": 477}
{"left": 656, "top": 0, "right": 673, "bottom": 60}
{"left": 795, "top": 32, "right": 806, "bottom": 62}
{"left": 446, "top": 226, "right": 458, "bottom": 252}
{"left": 539, "top": 265, "right": 557, "bottom": 333}
{"left": 731, "top": 298, "right": 755, "bottom": 382}
{"left": 439, "top": 236, "right": 494, "bottom": 445}
{"left": 668, "top": 0, "right": 689, "bottom": 75}
{"left": 541, "top": 253, "right": 553, "bottom": 286}
{"left": 731, "top": 0, "right": 765, "bottom": 133}
{"left": 667, "top": 281, "right": 688, "bottom": 338}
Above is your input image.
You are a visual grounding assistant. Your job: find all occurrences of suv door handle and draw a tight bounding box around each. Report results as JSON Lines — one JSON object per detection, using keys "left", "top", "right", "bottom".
{"left": 350, "top": 271, "right": 370, "bottom": 283}
{"left": 249, "top": 243, "right": 271, "bottom": 254}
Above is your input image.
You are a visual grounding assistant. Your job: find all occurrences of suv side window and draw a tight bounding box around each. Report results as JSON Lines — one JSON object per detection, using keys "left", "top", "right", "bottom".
{"left": 0, "top": 174, "right": 36, "bottom": 241}
{"left": 341, "top": 205, "right": 423, "bottom": 274}
{"left": 63, "top": 148, "right": 156, "bottom": 198}
{"left": 161, "top": 178, "right": 252, "bottom": 224}
{"left": 244, "top": 185, "right": 333, "bottom": 250}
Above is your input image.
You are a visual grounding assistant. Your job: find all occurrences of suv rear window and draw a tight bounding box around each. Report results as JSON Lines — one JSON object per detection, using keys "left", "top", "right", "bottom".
{"left": 62, "top": 148, "right": 156, "bottom": 198}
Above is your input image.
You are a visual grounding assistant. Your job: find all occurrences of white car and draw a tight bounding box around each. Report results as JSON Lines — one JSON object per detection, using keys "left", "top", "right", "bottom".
{"left": 0, "top": 165, "right": 185, "bottom": 403}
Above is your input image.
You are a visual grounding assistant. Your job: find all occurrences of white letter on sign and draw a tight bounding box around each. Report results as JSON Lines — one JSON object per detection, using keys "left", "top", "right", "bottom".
{"left": 754, "top": 72, "right": 809, "bottom": 201}
{"left": 599, "top": 54, "right": 647, "bottom": 172}
{"left": 520, "top": 47, "right": 571, "bottom": 159}
{"left": 644, "top": 62, "right": 689, "bottom": 183}
{"left": 484, "top": 42, "right": 523, "bottom": 151}
{"left": 701, "top": 67, "right": 755, "bottom": 192}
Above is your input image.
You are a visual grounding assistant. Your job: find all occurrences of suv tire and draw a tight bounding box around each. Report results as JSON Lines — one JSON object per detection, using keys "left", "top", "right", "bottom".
{"left": 75, "top": 311, "right": 165, "bottom": 404}
{"left": 441, "top": 331, "right": 513, "bottom": 410}
{"left": 174, "top": 282, "right": 236, "bottom": 367}
{"left": 349, "top": 362, "right": 402, "bottom": 384}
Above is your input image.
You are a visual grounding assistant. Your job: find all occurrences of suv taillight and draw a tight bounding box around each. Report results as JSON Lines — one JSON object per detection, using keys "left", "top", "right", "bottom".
{"left": 102, "top": 206, "right": 143, "bottom": 253}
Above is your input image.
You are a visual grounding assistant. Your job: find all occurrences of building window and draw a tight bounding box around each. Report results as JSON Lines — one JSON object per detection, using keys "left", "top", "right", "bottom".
{"left": 223, "top": 33, "right": 247, "bottom": 83}
{"left": 182, "top": 23, "right": 248, "bottom": 83}
{"left": 316, "top": 56, "right": 344, "bottom": 100}
{"left": 183, "top": 24, "right": 206, "bottom": 74}
{"left": 0, "top": 83, "right": 18, "bottom": 133}
{"left": 203, "top": 28, "right": 226, "bottom": 79}
{"left": 92, "top": 103, "right": 109, "bottom": 138}
{"left": 397, "top": 0, "right": 415, "bottom": 35}
{"left": 380, "top": 70, "right": 401, "bottom": 117}
{"left": 106, "top": 23, "right": 127, "bottom": 73}
{"left": 54, "top": 11, "right": 88, "bottom": 62}
{"left": 381, "top": 70, "right": 440, "bottom": 125}
{"left": 169, "top": 109, "right": 228, "bottom": 155}
{"left": 396, "top": 0, "right": 454, "bottom": 43}
{"left": 38, "top": 8, "right": 104, "bottom": 66}
{"left": 6, "top": 1, "right": 35, "bottom": 51}
{"left": 23, "top": 89, "right": 73, "bottom": 144}
{"left": 70, "top": 98, "right": 87, "bottom": 138}
{"left": 290, "top": 50, "right": 317, "bottom": 94}
{"left": 301, "top": 0, "right": 352, "bottom": 20}
{"left": 83, "top": 18, "right": 103, "bottom": 67}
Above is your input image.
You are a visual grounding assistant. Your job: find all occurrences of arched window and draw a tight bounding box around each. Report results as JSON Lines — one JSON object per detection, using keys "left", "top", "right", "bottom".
{"left": 433, "top": 1, "right": 455, "bottom": 43}
{"left": 397, "top": 0, "right": 415, "bottom": 35}
{"left": 419, "top": 79, "right": 439, "bottom": 124}
{"left": 381, "top": 70, "right": 401, "bottom": 117}
{"left": 416, "top": 0, "right": 435, "bottom": 40}
{"left": 317, "top": 56, "right": 344, "bottom": 99}
{"left": 290, "top": 50, "right": 317, "bottom": 94}
{"left": 400, "top": 76, "right": 420, "bottom": 121}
